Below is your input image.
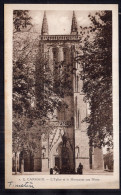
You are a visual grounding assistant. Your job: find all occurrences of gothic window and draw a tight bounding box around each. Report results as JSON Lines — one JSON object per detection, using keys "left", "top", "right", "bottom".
{"left": 75, "top": 98, "right": 80, "bottom": 129}
{"left": 75, "top": 75, "right": 79, "bottom": 92}
{"left": 63, "top": 47, "right": 70, "bottom": 65}
{"left": 78, "top": 109, "right": 80, "bottom": 128}
{"left": 75, "top": 74, "right": 76, "bottom": 92}
{"left": 75, "top": 146, "right": 79, "bottom": 158}
{"left": 53, "top": 48, "right": 58, "bottom": 64}
{"left": 75, "top": 96, "right": 78, "bottom": 128}
{"left": 77, "top": 75, "right": 79, "bottom": 92}
{"left": 63, "top": 48, "right": 67, "bottom": 64}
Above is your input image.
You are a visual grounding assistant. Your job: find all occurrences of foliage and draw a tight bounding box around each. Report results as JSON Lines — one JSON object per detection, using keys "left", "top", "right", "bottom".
{"left": 13, "top": 10, "right": 32, "bottom": 33}
{"left": 12, "top": 11, "right": 74, "bottom": 155}
{"left": 104, "top": 150, "right": 113, "bottom": 171}
{"left": 79, "top": 11, "right": 112, "bottom": 148}
{"left": 13, "top": 10, "right": 38, "bottom": 154}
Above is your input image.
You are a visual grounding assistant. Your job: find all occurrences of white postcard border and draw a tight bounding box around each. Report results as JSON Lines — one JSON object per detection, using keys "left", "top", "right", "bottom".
{"left": 5, "top": 4, "right": 119, "bottom": 189}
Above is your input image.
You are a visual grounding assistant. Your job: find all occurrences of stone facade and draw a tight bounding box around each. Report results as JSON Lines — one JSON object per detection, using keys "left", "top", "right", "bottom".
{"left": 36, "top": 11, "right": 94, "bottom": 172}
{"left": 35, "top": 11, "right": 104, "bottom": 173}
{"left": 12, "top": 11, "right": 104, "bottom": 173}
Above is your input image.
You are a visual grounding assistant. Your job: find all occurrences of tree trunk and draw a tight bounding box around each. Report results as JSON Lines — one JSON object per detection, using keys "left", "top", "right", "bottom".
{"left": 15, "top": 152, "right": 17, "bottom": 175}
{"left": 20, "top": 159, "right": 24, "bottom": 174}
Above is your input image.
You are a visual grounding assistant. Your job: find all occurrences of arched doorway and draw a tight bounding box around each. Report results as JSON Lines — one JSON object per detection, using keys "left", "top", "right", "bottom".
{"left": 61, "top": 147, "right": 70, "bottom": 170}
{"left": 50, "top": 140, "right": 73, "bottom": 173}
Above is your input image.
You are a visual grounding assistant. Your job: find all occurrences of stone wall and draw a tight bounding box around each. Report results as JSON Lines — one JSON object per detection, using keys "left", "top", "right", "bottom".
{"left": 37, "top": 37, "right": 103, "bottom": 172}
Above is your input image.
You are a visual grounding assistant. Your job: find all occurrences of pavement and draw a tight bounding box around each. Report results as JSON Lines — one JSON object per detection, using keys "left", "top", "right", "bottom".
{"left": 83, "top": 169, "right": 113, "bottom": 175}
{"left": 12, "top": 170, "right": 113, "bottom": 175}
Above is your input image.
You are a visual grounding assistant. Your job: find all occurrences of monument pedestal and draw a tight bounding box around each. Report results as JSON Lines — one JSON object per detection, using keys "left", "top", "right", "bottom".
{"left": 42, "top": 158, "right": 49, "bottom": 172}
{"left": 34, "top": 158, "right": 41, "bottom": 171}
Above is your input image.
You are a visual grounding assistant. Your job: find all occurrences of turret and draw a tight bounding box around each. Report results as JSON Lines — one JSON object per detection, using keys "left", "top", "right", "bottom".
{"left": 41, "top": 11, "right": 48, "bottom": 35}
{"left": 71, "top": 11, "right": 78, "bottom": 35}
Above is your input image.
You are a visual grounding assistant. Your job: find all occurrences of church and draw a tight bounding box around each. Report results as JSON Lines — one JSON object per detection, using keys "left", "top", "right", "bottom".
{"left": 35, "top": 11, "right": 104, "bottom": 173}
{"left": 12, "top": 11, "right": 104, "bottom": 174}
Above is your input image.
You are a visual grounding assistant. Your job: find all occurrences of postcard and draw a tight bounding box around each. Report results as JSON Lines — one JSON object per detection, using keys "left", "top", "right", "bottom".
{"left": 5, "top": 4, "right": 119, "bottom": 189}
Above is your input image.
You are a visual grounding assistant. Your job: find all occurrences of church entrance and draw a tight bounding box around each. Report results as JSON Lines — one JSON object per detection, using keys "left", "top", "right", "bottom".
{"left": 50, "top": 130, "right": 74, "bottom": 174}
{"left": 61, "top": 147, "right": 70, "bottom": 173}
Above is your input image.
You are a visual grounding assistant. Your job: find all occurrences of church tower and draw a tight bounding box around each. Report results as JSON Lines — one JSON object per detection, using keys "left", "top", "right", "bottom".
{"left": 36, "top": 11, "right": 104, "bottom": 173}
{"left": 12, "top": 10, "right": 104, "bottom": 174}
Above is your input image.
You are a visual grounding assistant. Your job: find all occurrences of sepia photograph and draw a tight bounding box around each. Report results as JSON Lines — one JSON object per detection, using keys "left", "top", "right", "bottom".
{"left": 5, "top": 4, "right": 119, "bottom": 189}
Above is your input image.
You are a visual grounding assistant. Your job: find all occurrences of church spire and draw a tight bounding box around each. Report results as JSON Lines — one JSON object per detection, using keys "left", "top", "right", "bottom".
{"left": 41, "top": 11, "right": 48, "bottom": 35}
{"left": 71, "top": 11, "right": 78, "bottom": 35}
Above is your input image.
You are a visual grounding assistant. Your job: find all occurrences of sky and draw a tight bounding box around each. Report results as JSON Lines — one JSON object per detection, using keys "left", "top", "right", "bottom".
{"left": 29, "top": 10, "right": 96, "bottom": 34}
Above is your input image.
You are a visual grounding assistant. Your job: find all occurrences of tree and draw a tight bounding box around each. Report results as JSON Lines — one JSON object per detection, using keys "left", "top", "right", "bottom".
{"left": 35, "top": 47, "right": 74, "bottom": 120}
{"left": 13, "top": 10, "right": 32, "bottom": 33}
{"left": 12, "top": 10, "right": 74, "bottom": 173}
{"left": 13, "top": 10, "right": 39, "bottom": 173}
{"left": 78, "top": 11, "right": 112, "bottom": 148}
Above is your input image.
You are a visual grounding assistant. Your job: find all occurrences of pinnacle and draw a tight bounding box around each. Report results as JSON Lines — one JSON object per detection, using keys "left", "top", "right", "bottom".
{"left": 41, "top": 11, "right": 49, "bottom": 35}
{"left": 71, "top": 11, "right": 78, "bottom": 35}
